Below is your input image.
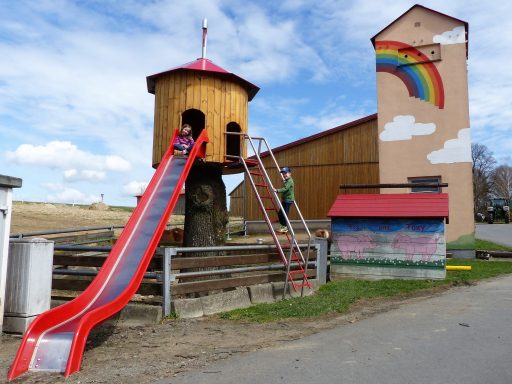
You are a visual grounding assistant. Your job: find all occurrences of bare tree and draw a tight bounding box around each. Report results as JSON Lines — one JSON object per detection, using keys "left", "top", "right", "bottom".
{"left": 471, "top": 143, "right": 496, "bottom": 216}
{"left": 491, "top": 165, "right": 512, "bottom": 200}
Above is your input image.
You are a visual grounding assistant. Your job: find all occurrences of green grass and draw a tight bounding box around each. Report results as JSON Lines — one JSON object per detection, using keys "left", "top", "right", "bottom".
{"left": 475, "top": 238, "right": 512, "bottom": 251}
{"left": 220, "top": 259, "right": 512, "bottom": 323}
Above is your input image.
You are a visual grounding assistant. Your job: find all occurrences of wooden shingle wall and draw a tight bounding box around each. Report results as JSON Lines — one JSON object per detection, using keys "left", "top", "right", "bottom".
{"left": 230, "top": 117, "right": 380, "bottom": 220}
{"left": 152, "top": 72, "right": 248, "bottom": 166}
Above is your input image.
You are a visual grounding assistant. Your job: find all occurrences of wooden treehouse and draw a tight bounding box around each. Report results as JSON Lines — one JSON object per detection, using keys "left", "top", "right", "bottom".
{"left": 146, "top": 48, "right": 259, "bottom": 172}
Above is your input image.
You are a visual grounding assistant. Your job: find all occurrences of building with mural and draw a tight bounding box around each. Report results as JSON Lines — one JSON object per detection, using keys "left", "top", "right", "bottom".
{"left": 229, "top": 5, "right": 474, "bottom": 257}
{"left": 372, "top": 4, "right": 474, "bottom": 256}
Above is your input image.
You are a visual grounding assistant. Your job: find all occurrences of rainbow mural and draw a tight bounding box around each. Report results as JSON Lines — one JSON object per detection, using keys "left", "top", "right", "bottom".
{"left": 376, "top": 40, "right": 445, "bottom": 109}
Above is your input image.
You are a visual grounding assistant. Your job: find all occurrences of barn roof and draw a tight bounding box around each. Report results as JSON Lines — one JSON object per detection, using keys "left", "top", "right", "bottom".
{"left": 370, "top": 4, "right": 469, "bottom": 58}
{"left": 228, "top": 181, "right": 244, "bottom": 196}
{"left": 256, "top": 113, "right": 377, "bottom": 158}
{"left": 328, "top": 193, "right": 449, "bottom": 219}
{"left": 146, "top": 58, "right": 260, "bottom": 100}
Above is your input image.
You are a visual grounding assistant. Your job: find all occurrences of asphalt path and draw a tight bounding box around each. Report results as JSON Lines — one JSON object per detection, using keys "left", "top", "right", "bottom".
{"left": 476, "top": 223, "right": 512, "bottom": 247}
{"left": 161, "top": 275, "right": 512, "bottom": 384}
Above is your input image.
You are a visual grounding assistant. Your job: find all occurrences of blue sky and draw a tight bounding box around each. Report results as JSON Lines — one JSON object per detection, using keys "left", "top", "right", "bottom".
{"left": 1, "top": 1, "right": 510, "bottom": 206}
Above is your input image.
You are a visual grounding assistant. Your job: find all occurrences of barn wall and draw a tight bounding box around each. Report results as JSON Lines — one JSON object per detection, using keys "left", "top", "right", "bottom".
{"left": 228, "top": 182, "right": 244, "bottom": 217}
{"left": 231, "top": 118, "right": 380, "bottom": 220}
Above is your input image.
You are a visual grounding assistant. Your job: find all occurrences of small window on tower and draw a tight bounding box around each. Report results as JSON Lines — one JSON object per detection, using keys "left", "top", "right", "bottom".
{"left": 409, "top": 176, "right": 442, "bottom": 193}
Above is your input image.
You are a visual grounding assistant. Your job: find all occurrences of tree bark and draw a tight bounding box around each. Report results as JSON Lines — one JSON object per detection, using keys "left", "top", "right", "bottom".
{"left": 181, "top": 163, "right": 228, "bottom": 294}
{"left": 184, "top": 162, "right": 228, "bottom": 250}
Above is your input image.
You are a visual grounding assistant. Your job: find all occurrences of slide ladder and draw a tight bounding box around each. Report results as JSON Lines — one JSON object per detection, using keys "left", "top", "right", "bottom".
{"left": 231, "top": 134, "right": 312, "bottom": 295}
{"left": 8, "top": 129, "right": 208, "bottom": 381}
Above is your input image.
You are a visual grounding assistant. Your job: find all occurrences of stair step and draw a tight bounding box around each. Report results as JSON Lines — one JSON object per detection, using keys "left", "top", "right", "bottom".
{"left": 255, "top": 183, "right": 268, "bottom": 187}
{"left": 292, "top": 282, "right": 311, "bottom": 289}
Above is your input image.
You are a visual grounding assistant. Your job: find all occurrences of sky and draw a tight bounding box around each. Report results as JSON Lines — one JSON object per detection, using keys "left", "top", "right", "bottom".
{"left": 1, "top": 0, "right": 511, "bottom": 207}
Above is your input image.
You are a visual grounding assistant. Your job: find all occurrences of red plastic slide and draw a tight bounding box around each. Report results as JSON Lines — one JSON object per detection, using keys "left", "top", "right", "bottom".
{"left": 8, "top": 129, "right": 208, "bottom": 380}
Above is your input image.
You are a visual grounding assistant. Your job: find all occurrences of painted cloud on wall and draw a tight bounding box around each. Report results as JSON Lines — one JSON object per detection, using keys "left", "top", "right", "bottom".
{"left": 380, "top": 115, "right": 436, "bottom": 141}
{"left": 433, "top": 26, "right": 466, "bottom": 45}
{"left": 427, "top": 128, "right": 472, "bottom": 164}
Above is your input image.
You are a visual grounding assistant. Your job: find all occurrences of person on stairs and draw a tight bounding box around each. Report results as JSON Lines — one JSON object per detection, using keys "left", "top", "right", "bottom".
{"left": 274, "top": 167, "right": 294, "bottom": 233}
{"left": 173, "top": 124, "right": 195, "bottom": 155}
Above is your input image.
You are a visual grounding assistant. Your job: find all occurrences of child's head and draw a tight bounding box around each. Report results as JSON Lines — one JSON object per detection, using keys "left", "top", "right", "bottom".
{"left": 280, "top": 167, "right": 291, "bottom": 179}
{"left": 181, "top": 124, "right": 192, "bottom": 136}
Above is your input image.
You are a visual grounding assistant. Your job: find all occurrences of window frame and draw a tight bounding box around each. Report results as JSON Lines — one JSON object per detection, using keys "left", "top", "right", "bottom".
{"left": 408, "top": 176, "right": 442, "bottom": 193}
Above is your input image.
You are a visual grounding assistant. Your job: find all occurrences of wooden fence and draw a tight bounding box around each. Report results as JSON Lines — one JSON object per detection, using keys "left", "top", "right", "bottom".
{"left": 52, "top": 244, "right": 319, "bottom": 301}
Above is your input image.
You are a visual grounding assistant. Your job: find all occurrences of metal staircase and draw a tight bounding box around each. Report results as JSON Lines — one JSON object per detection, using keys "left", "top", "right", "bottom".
{"left": 227, "top": 133, "right": 313, "bottom": 296}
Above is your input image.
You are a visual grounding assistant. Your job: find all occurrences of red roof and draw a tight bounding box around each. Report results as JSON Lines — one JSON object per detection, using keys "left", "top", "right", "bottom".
{"left": 146, "top": 58, "right": 260, "bottom": 100}
{"left": 328, "top": 193, "right": 449, "bottom": 219}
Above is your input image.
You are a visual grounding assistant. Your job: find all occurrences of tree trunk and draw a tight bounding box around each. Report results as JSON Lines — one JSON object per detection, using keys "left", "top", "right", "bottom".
{"left": 184, "top": 162, "right": 228, "bottom": 249}
{"left": 182, "top": 163, "right": 228, "bottom": 294}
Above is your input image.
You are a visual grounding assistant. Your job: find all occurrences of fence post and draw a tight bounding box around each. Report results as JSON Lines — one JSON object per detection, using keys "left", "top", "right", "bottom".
{"left": 314, "top": 238, "right": 328, "bottom": 285}
{"left": 0, "top": 175, "right": 22, "bottom": 334}
{"left": 163, "top": 247, "right": 176, "bottom": 317}
{"left": 226, "top": 224, "right": 232, "bottom": 241}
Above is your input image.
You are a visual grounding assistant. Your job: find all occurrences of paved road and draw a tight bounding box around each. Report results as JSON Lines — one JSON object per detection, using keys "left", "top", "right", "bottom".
{"left": 476, "top": 223, "right": 512, "bottom": 247}
{"left": 161, "top": 275, "right": 512, "bottom": 384}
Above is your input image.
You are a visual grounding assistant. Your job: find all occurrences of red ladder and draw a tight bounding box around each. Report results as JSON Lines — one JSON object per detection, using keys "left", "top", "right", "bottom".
{"left": 238, "top": 136, "right": 313, "bottom": 296}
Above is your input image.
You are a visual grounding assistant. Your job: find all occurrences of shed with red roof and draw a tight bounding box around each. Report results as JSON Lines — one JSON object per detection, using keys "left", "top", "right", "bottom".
{"left": 327, "top": 193, "right": 448, "bottom": 279}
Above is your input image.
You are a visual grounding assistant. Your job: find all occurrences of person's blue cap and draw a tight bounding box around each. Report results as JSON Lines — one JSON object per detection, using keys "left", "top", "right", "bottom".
{"left": 280, "top": 167, "right": 291, "bottom": 173}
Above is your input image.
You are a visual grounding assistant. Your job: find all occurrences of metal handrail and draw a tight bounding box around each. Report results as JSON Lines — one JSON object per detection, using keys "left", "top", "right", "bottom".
{"left": 293, "top": 201, "right": 313, "bottom": 296}
{"left": 239, "top": 156, "right": 287, "bottom": 268}
{"left": 243, "top": 134, "right": 312, "bottom": 291}
{"left": 10, "top": 225, "right": 124, "bottom": 239}
{"left": 226, "top": 131, "right": 313, "bottom": 296}
{"left": 243, "top": 135, "right": 299, "bottom": 273}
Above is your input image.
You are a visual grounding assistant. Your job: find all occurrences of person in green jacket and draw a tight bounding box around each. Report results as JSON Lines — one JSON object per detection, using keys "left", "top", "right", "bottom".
{"left": 274, "top": 167, "right": 294, "bottom": 233}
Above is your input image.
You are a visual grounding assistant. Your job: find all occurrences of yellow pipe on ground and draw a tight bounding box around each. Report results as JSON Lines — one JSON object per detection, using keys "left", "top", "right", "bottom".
{"left": 446, "top": 265, "right": 472, "bottom": 271}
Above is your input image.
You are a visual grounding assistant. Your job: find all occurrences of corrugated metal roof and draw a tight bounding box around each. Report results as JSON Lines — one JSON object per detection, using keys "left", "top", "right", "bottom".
{"left": 146, "top": 58, "right": 260, "bottom": 100}
{"left": 328, "top": 193, "right": 449, "bottom": 219}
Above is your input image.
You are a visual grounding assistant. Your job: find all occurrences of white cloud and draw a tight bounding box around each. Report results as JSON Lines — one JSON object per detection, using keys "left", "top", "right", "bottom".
{"left": 380, "top": 115, "right": 436, "bottom": 141}
{"left": 5, "top": 141, "right": 131, "bottom": 172}
{"left": 42, "top": 182, "right": 100, "bottom": 204}
{"left": 64, "top": 169, "right": 106, "bottom": 182}
{"left": 427, "top": 128, "right": 472, "bottom": 164}
{"left": 433, "top": 26, "right": 466, "bottom": 45}
{"left": 0, "top": 1, "right": 511, "bottom": 205}
{"left": 123, "top": 181, "right": 148, "bottom": 196}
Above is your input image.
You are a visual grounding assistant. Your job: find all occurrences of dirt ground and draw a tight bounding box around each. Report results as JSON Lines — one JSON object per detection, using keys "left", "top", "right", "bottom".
{"left": 0, "top": 294, "right": 449, "bottom": 384}
{"left": 1, "top": 202, "right": 450, "bottom": 383}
